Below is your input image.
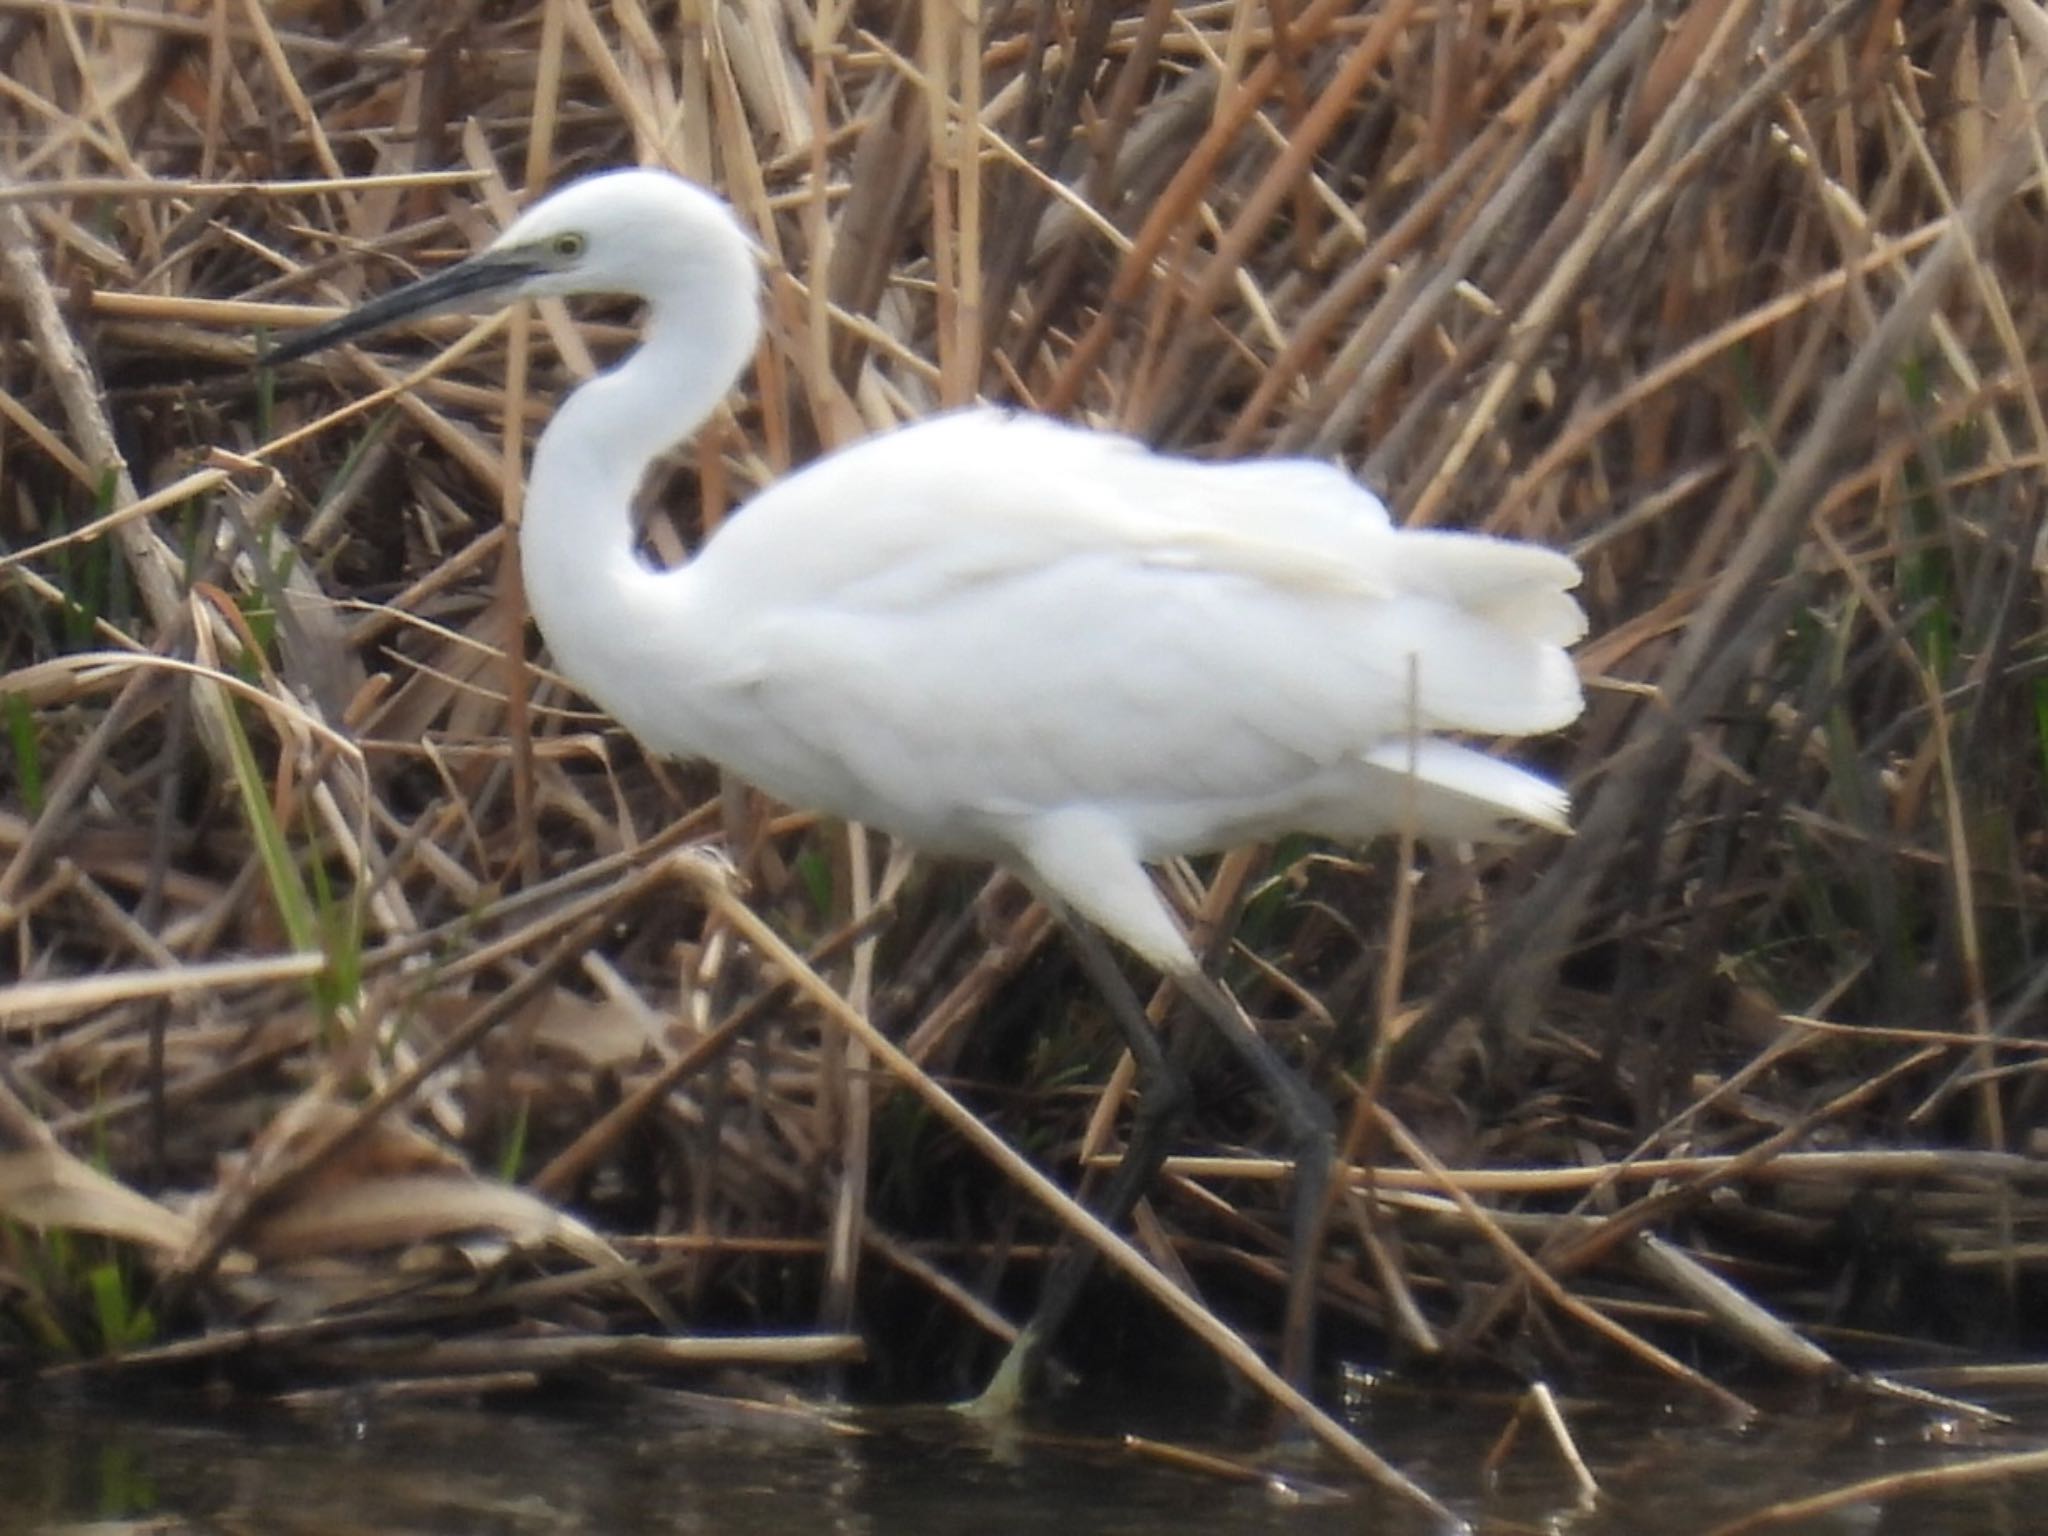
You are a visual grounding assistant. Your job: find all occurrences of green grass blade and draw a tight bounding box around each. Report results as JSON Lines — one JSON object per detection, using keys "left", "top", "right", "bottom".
{"left": 210, "top": 683, "right": 320, "bottom": 954}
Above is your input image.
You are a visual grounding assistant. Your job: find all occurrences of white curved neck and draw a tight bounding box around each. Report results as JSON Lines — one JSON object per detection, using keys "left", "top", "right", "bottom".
{"left": 518, "top": 282, "right": 760, "bottom": 737}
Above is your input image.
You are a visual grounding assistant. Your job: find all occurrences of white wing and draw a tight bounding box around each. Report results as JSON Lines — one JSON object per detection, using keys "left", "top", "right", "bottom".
{"left": 658, "top": 410, "right": 1583, "bottom": 857}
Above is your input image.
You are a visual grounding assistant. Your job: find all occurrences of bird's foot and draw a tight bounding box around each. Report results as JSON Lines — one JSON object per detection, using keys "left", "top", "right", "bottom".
{"left": 956, "top": 1326, "right": 1081, "bottom": 1421}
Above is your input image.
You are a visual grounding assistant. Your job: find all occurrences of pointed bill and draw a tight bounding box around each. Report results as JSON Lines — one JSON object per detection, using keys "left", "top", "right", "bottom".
{"left": 261, "top": 247, "right": 543, "bottom": 365}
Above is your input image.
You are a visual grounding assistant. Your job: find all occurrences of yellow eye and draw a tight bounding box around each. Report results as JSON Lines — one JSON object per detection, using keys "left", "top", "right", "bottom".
{"left": 552, "top": 231, "right": 586, "bottom": 259}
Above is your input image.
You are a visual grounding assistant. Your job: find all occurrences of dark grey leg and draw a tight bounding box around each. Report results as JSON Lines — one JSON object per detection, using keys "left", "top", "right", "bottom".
{"left": 971, "top": 916, "right": 1189, "bottom": 1413}
{"left": 1176, "top": 968, "right": 1336, "bottom": 1390}
{"left": 971, "top": 917, "right": 1334, "bottom": 1413}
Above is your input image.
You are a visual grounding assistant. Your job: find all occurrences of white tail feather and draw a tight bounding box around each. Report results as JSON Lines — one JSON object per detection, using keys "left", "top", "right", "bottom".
{"left": 1391, "top": 603, "right": 1583, "bottom": 736}
{"left": 1359, "top": 739, "right": 1571, "bottom": 838}
{"left": 1364, "top": 527, "right": 1586, "bottom": 737}
{"left": 1391, "top": 529, "right": 1587, "bottom": 644}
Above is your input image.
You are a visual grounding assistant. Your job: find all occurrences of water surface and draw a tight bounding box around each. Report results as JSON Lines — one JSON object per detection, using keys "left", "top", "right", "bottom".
{"left": 6, "top": 1377, "right": 2048, "bottom": 1534}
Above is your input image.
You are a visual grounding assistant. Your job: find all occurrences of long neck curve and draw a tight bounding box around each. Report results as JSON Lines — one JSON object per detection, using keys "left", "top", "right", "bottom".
{"left": 518, "top": 240, "right": 761, "bottom": 740}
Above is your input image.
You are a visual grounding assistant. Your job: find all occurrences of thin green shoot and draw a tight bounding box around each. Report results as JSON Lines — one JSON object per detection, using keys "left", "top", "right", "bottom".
{"left": 498, "top": 1096, "right": 532, "bottom": 1184}
{"left": 5, "top": 694, "right": 43, "bottom": 813}
{"left": 794, "top": 845, "right": 835, "bottom": 920}
{"left": 85, "top": 1260, "right": 156, "bottom": 1352}
{"left": 213, "top": 687, "right": 321, "bottom": 957}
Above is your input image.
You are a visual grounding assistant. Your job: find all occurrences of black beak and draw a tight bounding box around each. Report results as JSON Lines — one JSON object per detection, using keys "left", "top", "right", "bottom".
{"left": 261, "top": 249, "right": 543, "bottom": 366}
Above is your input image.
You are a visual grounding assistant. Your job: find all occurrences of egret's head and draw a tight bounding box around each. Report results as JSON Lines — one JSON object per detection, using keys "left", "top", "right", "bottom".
{"left": 263, "top": 167, "right": 758, "bottom": 365}
{"left": 484, "top": 169, "right": 757, "bottom": 301}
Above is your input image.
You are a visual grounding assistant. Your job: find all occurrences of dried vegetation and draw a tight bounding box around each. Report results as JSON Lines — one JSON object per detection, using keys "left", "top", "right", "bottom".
{"left": 2, "top": 0, "right": 2047, "bottom": 1482}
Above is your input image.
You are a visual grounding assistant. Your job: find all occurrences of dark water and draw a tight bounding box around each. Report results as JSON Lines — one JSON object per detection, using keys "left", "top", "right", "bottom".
{"left": 5, "top": 1376, "right": 2048, "bottom": 1534}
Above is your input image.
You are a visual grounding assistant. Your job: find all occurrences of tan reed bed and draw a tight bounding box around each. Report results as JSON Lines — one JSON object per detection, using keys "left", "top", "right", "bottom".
{"left": 3, "top": 0, "right": 2048, "bottom": 1509}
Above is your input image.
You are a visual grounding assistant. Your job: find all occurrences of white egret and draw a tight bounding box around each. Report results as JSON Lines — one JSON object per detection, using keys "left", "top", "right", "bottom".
{"left": 265, "top": 166, "right": 1586, "bottom": 1402}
